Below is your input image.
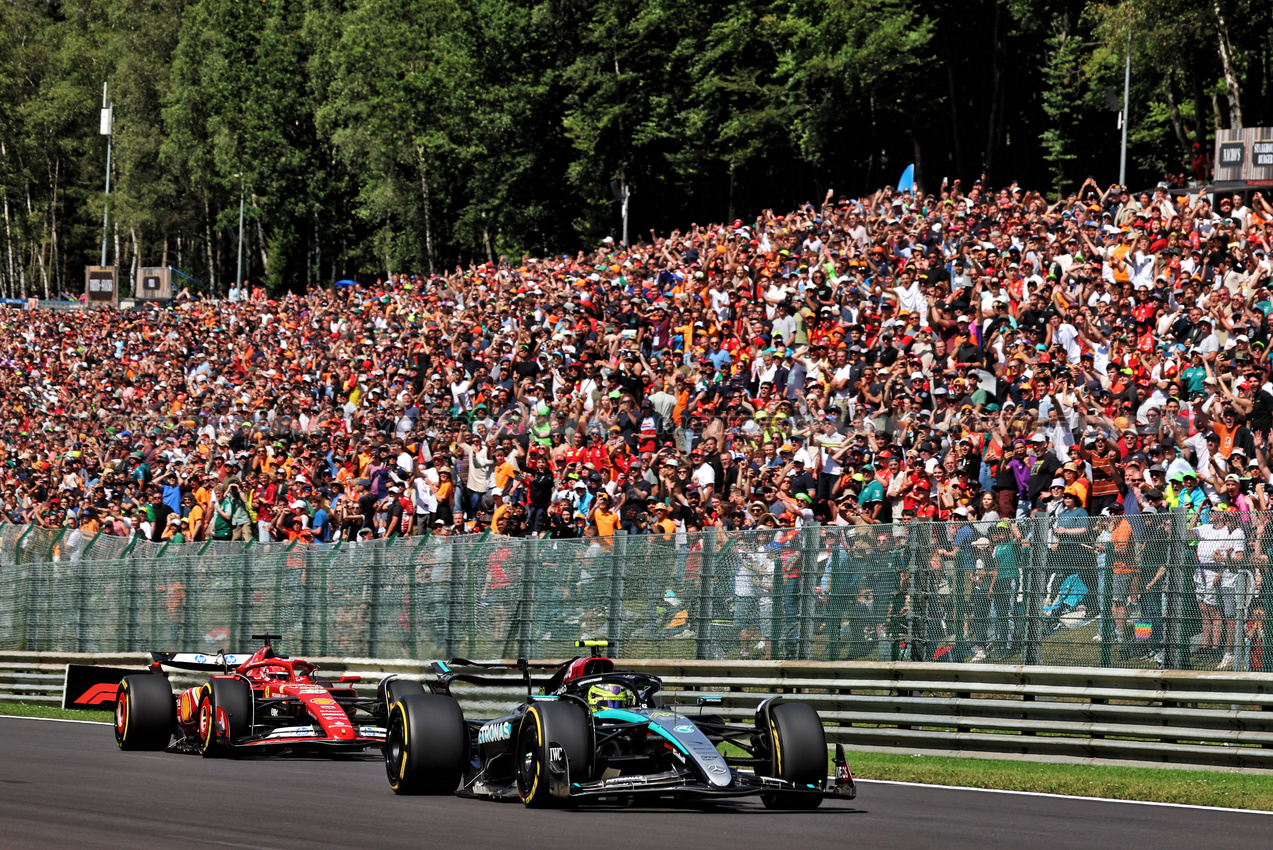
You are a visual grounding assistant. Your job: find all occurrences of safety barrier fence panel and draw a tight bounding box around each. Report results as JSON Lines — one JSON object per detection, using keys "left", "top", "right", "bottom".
{"left": 1, "top": 509, "right": 1272, "bottom": 673}
{"left": 6, "top": 653, "right": 1273, "bottom": 769}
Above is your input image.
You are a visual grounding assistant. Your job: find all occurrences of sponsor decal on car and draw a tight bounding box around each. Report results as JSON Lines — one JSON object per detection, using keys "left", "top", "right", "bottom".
{"left": 673, "top": 724, "right": 695, "bottom": 733}
{"left": 309, "top": 698, "right": 336, "bottom": 705}
{"left": 477, "top": 720, "right": 512, "bottom": 745}
{"left": 267, "top": 726, "right": 320, "bottom": 739}
{"left": 358, "top": 726, "right": 388, "bottom": 737}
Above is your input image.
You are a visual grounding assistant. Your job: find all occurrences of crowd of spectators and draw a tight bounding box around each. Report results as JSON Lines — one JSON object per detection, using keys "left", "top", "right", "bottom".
{"left": 3, "top": 178, "right": 1273, "bottom": 564}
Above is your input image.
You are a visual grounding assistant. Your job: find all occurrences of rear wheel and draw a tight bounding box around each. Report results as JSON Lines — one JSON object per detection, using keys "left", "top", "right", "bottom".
{"left": 384, "top": 693, "right": 467, "bottom": 795}
{"left": 516, "top": 701, "right": 591, "bottom": 808}
{"left": 115, "top": 675, "right": 175, "bottom": 751}
{"left": 196, "top": 679, "right": 252, "bottom": 758}
{"left": 757, "top": 701, "right": 826, "bottom": 810}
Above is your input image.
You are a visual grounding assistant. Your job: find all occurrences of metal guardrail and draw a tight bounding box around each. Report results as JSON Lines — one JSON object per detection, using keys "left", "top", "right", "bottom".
{"left": 5, "top": 653, "right": 1273, "bottom": 769}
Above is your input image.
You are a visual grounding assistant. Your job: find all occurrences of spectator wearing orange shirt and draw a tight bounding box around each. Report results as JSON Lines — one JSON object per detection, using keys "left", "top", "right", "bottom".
{"left": 1062, "top": 461, "right": 1089, "bottom": 508}
{"left": 590, "top": 491, "right": 621, "bottom": 536}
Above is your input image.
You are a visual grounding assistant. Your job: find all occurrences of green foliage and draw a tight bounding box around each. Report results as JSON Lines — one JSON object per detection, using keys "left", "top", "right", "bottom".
{"left": 0, "top": 0, "right": 1266, "bottom": 295}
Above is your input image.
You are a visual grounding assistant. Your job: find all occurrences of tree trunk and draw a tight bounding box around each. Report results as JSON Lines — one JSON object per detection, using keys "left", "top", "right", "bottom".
{"left": 983, "top": 0, "right": 1005, "bottom": 181}
{"left": 130, "top": 227, "right": 139, "bottom": 292}
{"left": 1213, "top": 0, "right": 1244, "bottom": 128}
{"left": 255, "top": 213, "right": 269, "bottom": 273}
{"left": 1191, "top": 65, "right": 1208, "bottom": 145}
{"left": 49, "top": 158, "right": 60, "bottom": 295}
{"left": 913, "top": 136, "right": 924, "bottom": 198}
{"left": 1165, "top": 72, "right": 1192, "bottom": 157}
{"left": 26, "top": 178, "right": 47, "bottom": 298}
{"left": 946, "top": 56, "right": 964, "bottom": 179}
{"left": 204, "top": 192, "right": 217, "bottom": 290}
{"left": 1, "top": 139, "right": 14, "bottom": 298}
{"left": 161, "top": 236, "right": 168, "bottom": 268}
{"left": 417, "top": 148, "right": 434, "bottom": 275}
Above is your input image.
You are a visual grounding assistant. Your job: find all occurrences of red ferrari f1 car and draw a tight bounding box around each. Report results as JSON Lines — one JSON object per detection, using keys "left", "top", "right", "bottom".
{"left": 114, "top": 634, "right": 419, "bottom": 756}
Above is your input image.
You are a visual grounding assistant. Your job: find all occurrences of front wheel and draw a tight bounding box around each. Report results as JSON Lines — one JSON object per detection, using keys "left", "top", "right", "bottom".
{"left": 384, "top": 693, "right": 467, "bottom": 795}
{"left": 516, "top": 700, "right": 591, "bottom": 808}
{"left": 115, "top": 675, "right": 175, "bottom": 751}
{"left": 757, "top": 701, "right": 827, "bottom": 810}
{"left": 196, "top": 679, "right": 252, "bottom": 758}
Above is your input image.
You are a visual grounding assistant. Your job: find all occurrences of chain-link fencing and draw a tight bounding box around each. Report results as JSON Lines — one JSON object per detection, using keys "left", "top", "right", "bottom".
{"left": 1, "top": 510, "right": 1271, "bottom": 670}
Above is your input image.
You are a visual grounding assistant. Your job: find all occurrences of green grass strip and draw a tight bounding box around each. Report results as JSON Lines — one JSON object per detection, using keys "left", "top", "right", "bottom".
{"left": 0, "top": 702, "right": 110, "bottom": 722}
{"left": 849, "top": 751, "right": 1273, "bottom": 811}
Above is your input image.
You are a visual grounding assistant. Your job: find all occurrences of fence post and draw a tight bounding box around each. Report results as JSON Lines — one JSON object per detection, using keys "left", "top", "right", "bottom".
{"left": 1100, "top": 540, "right": 1114, "bottom": 667}
{"left": 797, "top": 524, "right": 820, "bottom": 660}
{"left": 607, "top": 531, "right": 627, "bottom": 648}
{"left": 898, "top": 523, "right": 921, "bottom": 661}
{"left": 80, "top": 530, "right": 102, "bottom": 560}
{"left": 301, "top": 544, "right": 317, "bottom": 656}
{"left": 13, "top": 525, "right": 34, "bottom": 650}
{"left": 367, "top": 535, "right": 392, "bottom": 658}
{"left": 120, "top": 549, "right": 137, "bottom": 653}
{"left": 319, "top": 541, "right": 341, "bottom": 654}
{"left": 518, "top": 536, "right": 538, "bottom": 659}
{"left": 466, "top": 531, "right": 490, "bottom": 658}
{"left": 1262, "top": 577, "right": 1272, "bottom": 673}
{"left": 408, "top": 532, "right": 432, "bottom": 661}
{"left": 770, "top": 541, "right": 784, "bottom": 660}
{"left": 74, "top": 555, "right": 88, "bottom": 653}
{"left": 1166, "top": 505, "right": 1190, "bottom": 670}
{"left": 234, "top": 541, "right": 256, "bottom": 651}
{"left": 182, "top": 544, "right": 196, "bottom": 650}
{"left": 695, "top": 527, "right": 717, "bottom": 660}
{"left": 445, "top": 538, "right": 462, "bottom": 659}
{"left": 1022, "top": 514, "right": 1050, "bottom": 666}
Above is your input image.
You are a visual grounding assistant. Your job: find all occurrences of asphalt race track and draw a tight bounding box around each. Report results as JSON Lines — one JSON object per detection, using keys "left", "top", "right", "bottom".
{"left": 1, "top": 716, "right": 1268, "bottom": 850}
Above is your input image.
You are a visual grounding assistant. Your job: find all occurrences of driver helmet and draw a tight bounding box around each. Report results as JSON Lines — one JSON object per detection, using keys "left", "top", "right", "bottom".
{"left": 587, "top": 683, "right": 633, "bottom": 712}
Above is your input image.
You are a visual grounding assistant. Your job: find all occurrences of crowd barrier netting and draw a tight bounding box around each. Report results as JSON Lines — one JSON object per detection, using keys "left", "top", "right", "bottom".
{"left": 1, "top": 511, "right": 1271, "bottom": 671}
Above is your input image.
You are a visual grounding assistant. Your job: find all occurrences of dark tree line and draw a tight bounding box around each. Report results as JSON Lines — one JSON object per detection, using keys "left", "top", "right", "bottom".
{"left": 0, "top": 0, "right": 1268, "bottom": 295}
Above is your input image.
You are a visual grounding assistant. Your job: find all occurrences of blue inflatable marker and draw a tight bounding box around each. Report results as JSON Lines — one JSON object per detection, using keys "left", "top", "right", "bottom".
{"left": 897, "top": 164, "right": 915, "bottom": 193}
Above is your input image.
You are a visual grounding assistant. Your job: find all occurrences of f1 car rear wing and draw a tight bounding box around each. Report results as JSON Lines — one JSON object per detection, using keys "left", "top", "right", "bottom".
{"left": 149, "top": 651, "right": 255, "bottom": 672}
{"left": 434, "top": 641, "right": 625, "bottom": 700}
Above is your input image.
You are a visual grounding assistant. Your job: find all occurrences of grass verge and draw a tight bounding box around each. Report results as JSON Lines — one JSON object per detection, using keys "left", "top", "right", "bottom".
{"left": 717, "top": 739, "right": 1273, "bottom": 810}
{"left": 0, "top": 702, "right": 110, "bottom": 722}
{"left": 848, "top": 751, "right": 1273, "bottom": 811}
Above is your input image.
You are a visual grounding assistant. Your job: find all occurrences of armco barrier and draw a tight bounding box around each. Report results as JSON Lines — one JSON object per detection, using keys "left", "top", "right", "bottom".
{"left": 6, "top": 653, "right": 1273, "bottom": 770}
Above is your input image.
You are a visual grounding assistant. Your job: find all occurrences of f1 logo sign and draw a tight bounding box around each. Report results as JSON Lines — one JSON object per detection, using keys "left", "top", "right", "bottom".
{"left": 76, "top": 683, "right": 119, "bottom": 706}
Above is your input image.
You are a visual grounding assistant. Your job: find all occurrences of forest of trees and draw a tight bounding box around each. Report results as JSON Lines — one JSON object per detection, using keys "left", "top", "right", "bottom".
{"left": 0, "top": 0, "right": 1269, "bottom": 296}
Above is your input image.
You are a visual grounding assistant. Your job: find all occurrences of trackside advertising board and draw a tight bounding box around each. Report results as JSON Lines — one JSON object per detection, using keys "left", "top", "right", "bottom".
{"left": 62, "top": 664, "right": 147, "bottom": 711}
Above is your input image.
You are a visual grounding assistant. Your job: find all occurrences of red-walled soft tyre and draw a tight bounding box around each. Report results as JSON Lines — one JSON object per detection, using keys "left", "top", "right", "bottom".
{"left": 115, "top": 675, "right": 175, "bottom": 751}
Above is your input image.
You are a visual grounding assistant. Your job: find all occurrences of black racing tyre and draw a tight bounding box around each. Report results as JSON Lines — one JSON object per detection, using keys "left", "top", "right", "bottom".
{"left": 757, "top": 701, "right": 827, "bottom": 810}
{"left": 196, "top": 678, "right": 252, "bottom": 758}
{"left": 516, "top": 700, "right": 591, "bottom": 808}
{"left": 384, "top": 693, "right": 467, "bottom": 795}
{"left": 114, "top": 675, "right": 175, "bottom": 751}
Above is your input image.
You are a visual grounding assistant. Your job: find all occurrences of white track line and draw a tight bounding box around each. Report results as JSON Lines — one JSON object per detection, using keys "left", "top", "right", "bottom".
{"left": 0, "top": 714, "right": 109, "bottom": 726}
{"left": 857, "top": 778, "right": 1273, "bottom": 815}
